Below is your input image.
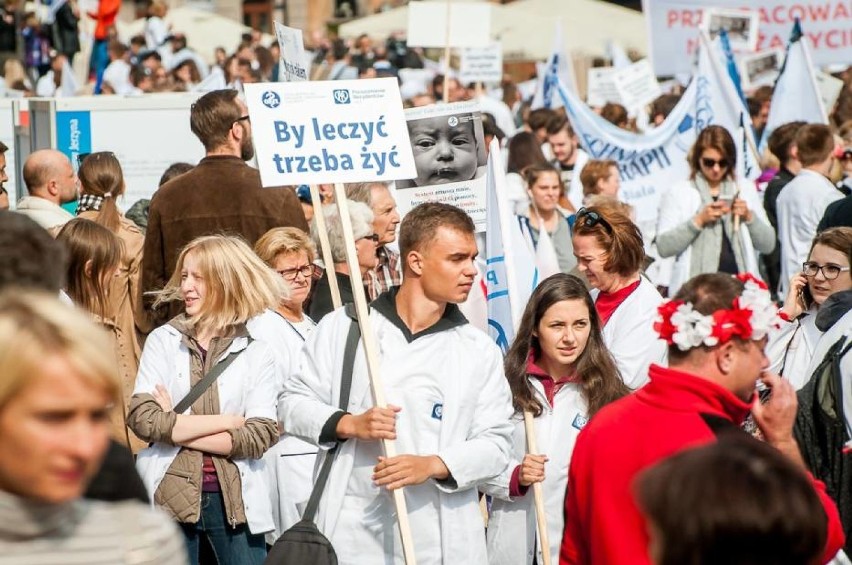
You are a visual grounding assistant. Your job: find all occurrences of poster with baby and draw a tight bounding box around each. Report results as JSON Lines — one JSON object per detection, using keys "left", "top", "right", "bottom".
{"left": 394, "top": 100, "right": 488, "bottom": 231}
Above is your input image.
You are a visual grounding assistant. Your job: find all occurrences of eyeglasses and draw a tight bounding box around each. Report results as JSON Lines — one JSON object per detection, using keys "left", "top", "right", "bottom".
{"left": 701, "top": 157, "right": 729, "bottom": 169}
{"left": 802, "top": 262, "right": 851, "bottom": 280}
{"left": 576, "top": 207, "right": 613, "bottom": 234}
{"left": 234, "top": 115, "right": 250, "bottom": 125}
{"left": 360, "top": 233, "right": 381, "bottom": 243}
{"left": 277, "top": 265, "right": 313, "bottom": 281}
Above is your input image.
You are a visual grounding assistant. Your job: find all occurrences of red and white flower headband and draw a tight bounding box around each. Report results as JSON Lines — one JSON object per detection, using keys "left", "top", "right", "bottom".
{"left": 654, "top": 274, "right": 783, "bottom": 352}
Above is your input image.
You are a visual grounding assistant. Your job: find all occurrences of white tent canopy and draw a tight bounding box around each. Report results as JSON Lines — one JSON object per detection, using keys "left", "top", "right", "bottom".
{"left": 338, "top": 0, "right": 647, "bottom": 60}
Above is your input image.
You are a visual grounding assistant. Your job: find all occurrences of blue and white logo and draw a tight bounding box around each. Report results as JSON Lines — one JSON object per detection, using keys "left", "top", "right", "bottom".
{"left": 571, "top": 413, "right": 588, "bottom": 431}
{"left": 262, "top": 91, "right": 281, "bottom": 109}
{"left": 333, "top": 89, "right": 351, "bottom": 104}
{"left": 431, "top": 403, "right": 443, "bottom": 421}
{"left": 447, "top": 116, "right": 459, "bottom": 127}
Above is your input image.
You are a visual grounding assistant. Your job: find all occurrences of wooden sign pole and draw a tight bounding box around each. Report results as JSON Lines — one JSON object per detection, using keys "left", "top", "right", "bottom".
{"left": 309, "top": 184, "right": 342, "bottom": 310}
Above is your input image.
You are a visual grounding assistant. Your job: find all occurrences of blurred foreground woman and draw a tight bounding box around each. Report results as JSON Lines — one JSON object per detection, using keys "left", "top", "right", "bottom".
{"left": 0, "top": 291, "right": 186, "bottom": 564}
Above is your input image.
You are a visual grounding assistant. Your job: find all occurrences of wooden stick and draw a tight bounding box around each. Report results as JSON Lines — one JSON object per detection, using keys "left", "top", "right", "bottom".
{"left": 442, "top": 0, "right": 452, "bottom": 104}
{"left": 309, "top": 184, "right": 342, "bottom": 310}
{"left": 523, "top": 411, "right": 552, "bottom": 565}
{"left": 332, "top": 183, "right": 417, "bottom": 565}
{"left": 732, "top": 188, "right": 741, "bottom": 233}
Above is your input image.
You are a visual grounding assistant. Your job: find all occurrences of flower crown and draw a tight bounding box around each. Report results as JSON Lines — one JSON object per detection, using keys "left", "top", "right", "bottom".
{"left": 654, "top": 274, "right": 783, "bottom": 352}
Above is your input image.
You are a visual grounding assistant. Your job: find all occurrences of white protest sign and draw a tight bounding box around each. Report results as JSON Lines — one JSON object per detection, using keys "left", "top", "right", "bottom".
{"left": 394, "top": 101, "right": 489, "bottom": 231}
{"left": 244, "top": 78, "right": 416, "bottom": 186}
{"left": 643, "top": 0, "right": 852, "bottom": 76}
{"left": 459, "top": 43, "right": 503, "bottom": 84}
{"left": 700, "top": 8, "right": 760, "bottom": 52}
{"left": 611, "top": 60, "right": 662, "bottom": 110}
{"left": 816, "top": 70, "right": 844, "bottom": 112}
{"left": 274, "top": 22, "right": 309, "bottom": 82}
{"left": 738, "top": 49, "right": 784, "bottom": 90}
{"left": 586, "top": 67, "right": 621, "bottom": 107}
{"left": 407, "top": 2, "right": 492, "bottom": 48}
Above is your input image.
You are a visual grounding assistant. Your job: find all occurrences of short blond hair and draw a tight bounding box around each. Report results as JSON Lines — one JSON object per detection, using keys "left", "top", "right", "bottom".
{"left": 154, "top": 235, "right": 288, "bottom": 332}
{"left": 0, "top": 291, "right": 120, "bottom": 410}
{"left": 254, "top": 227, "right": 316, "bottom": 266}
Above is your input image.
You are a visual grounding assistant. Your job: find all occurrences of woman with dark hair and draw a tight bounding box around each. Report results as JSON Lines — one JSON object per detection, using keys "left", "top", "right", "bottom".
{"left": 484, "top": 274, "right": 628, "bottom": 565}
{"left": 517, "top": 164, "right": 577, "bottom": 273}
{"left": 656, "top": 125, "right": 775, "bottom": 295}
{"left": 506, "top": 131, "right": 549, "bottom": 212}
{"left": 573, "top": 202, "right": 667, "bottom": 388}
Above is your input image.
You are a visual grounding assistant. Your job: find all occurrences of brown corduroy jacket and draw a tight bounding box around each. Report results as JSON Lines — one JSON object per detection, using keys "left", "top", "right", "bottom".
{"left": 139, "top": 155, "right": 308, "bottom": 328}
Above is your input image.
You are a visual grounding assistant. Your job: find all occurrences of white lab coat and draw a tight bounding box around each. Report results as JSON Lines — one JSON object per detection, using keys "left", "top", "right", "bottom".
{"left": 765, "top": 306, "right": 823, "bottom": 390}
{"left": 656, "top": 179, "right": 767, "bottom": 297}
{"left": 484, "top": 380, "right": 588, "bottom": 565}
{"left": 132, "top": 324, "right": 278, "bottom": 534}
{"left": 776, "top": 170, "right": 844, "bottom": 297}
{"left": 247, "top": 311, "right": 318, "bottom": 543}
{"left": 280, "top": 306, "right": 514, "bottom": 565}
{"left": 591, "top": 276, "right": 667, "bottom": 389}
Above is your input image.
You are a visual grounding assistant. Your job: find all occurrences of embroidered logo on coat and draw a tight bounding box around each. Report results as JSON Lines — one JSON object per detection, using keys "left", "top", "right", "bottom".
{"left": 572, "top": 413, "right": 588, "bottom": 430}
{"left": 431, "top": 403, "right": 444, "bottom": 420}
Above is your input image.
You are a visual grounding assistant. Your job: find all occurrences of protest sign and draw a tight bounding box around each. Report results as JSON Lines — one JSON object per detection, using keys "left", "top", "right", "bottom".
{"left": 586, "top": 67, "right": 621, "bottom": 107}
{"left": 700, "top": 8, "right": 759, "bottom": 52}
{"left": 244, "top": 78, "right": 416, "bottom": 186}
{"left": 816, "top": 70, "right": 844, "bottom": 112}
{"left": 459, "top": 43, "right": 503, "bottom": 84}
{"left": 29, "top": 94, "right": 205, "bottom": 211}
{"left": 738, "top": 49, "right": 784, "bottom": 90}
{"left": 406, "top": 2, "right": 492, "bottom": 48}
{"left": 611, "top": 60, "right": 663, "bottom": 110}
{"left": 643, "top": 0, "right": 852, "bottom": 76}
{"left": 273, "top": 22, "right": 309, "bottom": 82}
{"left": 394, "top": 101, "right": 488, "bottom": 231}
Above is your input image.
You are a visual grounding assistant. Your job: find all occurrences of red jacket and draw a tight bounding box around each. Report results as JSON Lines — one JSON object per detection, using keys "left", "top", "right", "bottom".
{"left": 560, "top": 364, "right": 845, "bottom": 565}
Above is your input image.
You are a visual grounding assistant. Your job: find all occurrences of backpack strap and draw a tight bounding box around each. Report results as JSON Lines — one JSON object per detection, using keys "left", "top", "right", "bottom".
{"left": 302, "top": 305, "right": 362, "bottom": 522}
{"left": 173, "top": 338, "right": 253, "bottom": 415}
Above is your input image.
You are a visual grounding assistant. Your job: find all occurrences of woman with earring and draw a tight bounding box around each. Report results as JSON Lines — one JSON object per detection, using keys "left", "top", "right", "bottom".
{"left": 656, "top": 125, "right": 775, "bottom": 296}
{"left": 484, "top": 274, "right": 628, "bottom": 565}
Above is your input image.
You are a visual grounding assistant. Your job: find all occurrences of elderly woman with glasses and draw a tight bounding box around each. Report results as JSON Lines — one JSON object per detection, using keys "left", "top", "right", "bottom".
{"left": 307, "top": 200, "right": 378, "bottom": 322}
{"left": 656, "top": 125, "right": 775, "bottom": 296}
{"left": 766, "top": 227, "right": 852, "bottom": 390}
{"left": 572, "top": 202, "right": 667, "bottom": 389}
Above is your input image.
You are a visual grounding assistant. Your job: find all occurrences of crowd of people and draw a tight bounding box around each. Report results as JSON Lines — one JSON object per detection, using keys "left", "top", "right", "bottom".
{"left": 0, "top": 8, "right": 852, "bottom": 565}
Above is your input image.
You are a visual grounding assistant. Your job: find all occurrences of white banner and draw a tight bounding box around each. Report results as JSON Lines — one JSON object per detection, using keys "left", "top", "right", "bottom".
{"left": 555, "top": 33, "right": 759, "bottom": 243}
{"left": 274, "top": 22, "right": 309, "bottom": 82}
{"left": 245, "top": 78, "right": 416, "bottom": 186}
{"left": 394, "top": 101, "right": 488, "bottom": 231}
{"left": 459, "top": 43, "right": 503, "bottom": 84}
{"left": 643, "top": 0, "right": 852, "bottom": 76}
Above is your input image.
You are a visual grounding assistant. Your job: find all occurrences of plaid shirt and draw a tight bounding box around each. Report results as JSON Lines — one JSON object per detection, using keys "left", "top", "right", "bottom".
{"left": 366, "top": 246, "right": 402, "bottom": 300}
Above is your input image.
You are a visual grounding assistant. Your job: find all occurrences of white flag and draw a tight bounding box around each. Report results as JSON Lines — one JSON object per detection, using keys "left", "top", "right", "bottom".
{"left": 531, "top": 21, "right": 577, "bottom": 110}
{"left": 531, "top": 216, "right": 561, "bottom": 280}
{"left": 59, "top": 57, "right": 79, "bottom": 97}
{"left": 760, "top": 21, "right": 827, "bottom": 152}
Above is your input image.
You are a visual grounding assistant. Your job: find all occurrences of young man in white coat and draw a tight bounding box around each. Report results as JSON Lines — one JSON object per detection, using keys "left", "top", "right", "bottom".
{"left": 280, "top": 202, "right": 514, "bottom": 565}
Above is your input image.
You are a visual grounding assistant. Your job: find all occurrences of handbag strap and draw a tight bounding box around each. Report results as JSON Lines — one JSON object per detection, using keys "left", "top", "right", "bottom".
{"left": 173, "top": 338, "right": 253, "bottom": 415}
{"left": 303, "top": 304, "right": 361, "bottom": 522}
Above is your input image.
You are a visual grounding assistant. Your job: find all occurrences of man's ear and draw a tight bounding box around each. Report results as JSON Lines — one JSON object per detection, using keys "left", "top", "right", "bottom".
{"left": 407, "top": 250, "right": 424, "bottom": 276}
{"left": 46, "top": 179, "right": 59, "bottom": 198}
{"left": 716, "top": 340, "right": 737, "bottom": 374}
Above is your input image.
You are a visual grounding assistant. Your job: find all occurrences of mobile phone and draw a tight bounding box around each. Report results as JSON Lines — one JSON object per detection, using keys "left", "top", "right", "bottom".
{"left": 799, "top": 283, "right": 813, "bottom": 308}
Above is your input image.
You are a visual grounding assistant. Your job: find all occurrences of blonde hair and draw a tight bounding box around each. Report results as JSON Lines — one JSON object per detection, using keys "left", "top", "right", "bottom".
{"left": 154, "top": 235, "right": 288, "bottom": 332}
{"left": 254, "top": 227, "right": 317, "bottom": 266}
{"left": 0, "top": 291, "right": 120, "bottom": 409}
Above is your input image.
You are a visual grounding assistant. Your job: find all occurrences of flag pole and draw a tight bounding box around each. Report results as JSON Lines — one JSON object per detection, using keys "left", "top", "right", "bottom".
{"left": 442, "top": 0, "right": 453, "bottom": 103}
{"left": 332, "top": 183, "right": 418, "bottom": 565}
{"left": 309, "top": 185, "right": 342, "bottom": 310}
{"left": 523, "top": 411, "right": 552, "bottom": 565}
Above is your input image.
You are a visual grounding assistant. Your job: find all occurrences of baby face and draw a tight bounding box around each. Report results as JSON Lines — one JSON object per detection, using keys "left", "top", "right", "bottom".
{"left": 409, "top": 115, "right": 478, "bottom": 186}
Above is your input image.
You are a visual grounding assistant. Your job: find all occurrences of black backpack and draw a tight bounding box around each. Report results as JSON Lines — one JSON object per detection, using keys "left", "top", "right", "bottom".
{"left": 264, "top": 305, "right": 361, "bottom": 565}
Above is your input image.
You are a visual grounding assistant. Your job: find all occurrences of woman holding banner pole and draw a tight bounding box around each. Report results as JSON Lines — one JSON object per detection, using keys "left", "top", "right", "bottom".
{"left": 656, "top": 125, "right": 775, "bottom": 296}
{"left": 483, "top": 274, "right": 628, "bottom": 565}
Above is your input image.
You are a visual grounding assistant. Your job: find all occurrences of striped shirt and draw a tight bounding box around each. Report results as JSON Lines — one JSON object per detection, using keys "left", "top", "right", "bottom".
{"left": 0, "top": 491, "right": 188, "bottom": 565}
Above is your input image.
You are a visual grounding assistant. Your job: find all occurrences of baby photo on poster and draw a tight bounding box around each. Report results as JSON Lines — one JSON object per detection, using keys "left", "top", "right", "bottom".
{"left": 396, "top": 106, "right": 487, "bottom": 189}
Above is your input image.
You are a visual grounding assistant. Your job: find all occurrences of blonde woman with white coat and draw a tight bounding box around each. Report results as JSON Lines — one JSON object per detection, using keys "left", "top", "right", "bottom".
{"left": 483, "top": 274, "right": 629, "bottom": 565}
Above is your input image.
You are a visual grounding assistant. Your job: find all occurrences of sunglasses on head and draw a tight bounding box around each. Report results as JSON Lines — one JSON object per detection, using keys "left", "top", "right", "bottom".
{"left": 576, "top": 207, "right": 613, "bottom": 234}
{"left": 701, "top": 157, "right": 729, "bottom": 169}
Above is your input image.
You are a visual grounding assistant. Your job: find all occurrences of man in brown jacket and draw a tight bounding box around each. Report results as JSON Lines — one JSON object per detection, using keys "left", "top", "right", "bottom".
{"left": 141, "top": 89, "right": 308, "bottom": 327}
